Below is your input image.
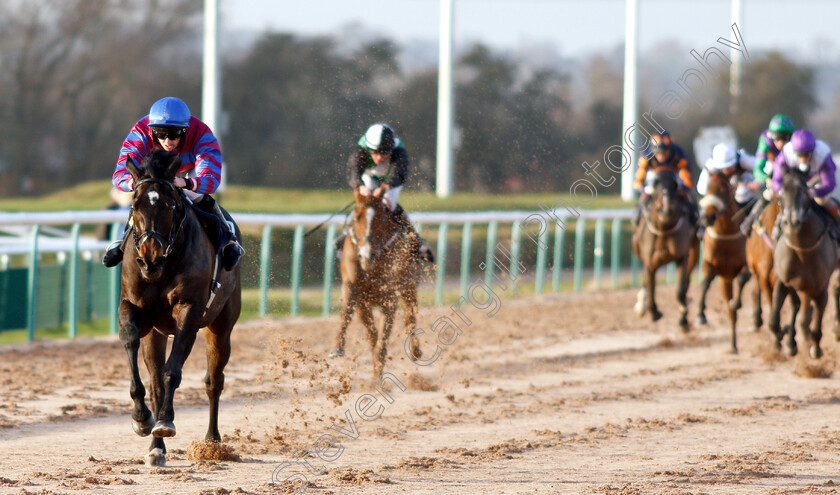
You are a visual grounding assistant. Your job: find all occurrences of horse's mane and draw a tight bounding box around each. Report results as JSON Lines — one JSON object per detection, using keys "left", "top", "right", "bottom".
{"left": 137, "top": 149, "right": 179, "bottom": 181}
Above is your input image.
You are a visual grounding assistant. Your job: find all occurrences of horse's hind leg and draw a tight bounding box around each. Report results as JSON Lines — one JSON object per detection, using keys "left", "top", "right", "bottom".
{"left": 401, "top": 286, "right": 421, "bottom": 359}
{"left": 204, "top": 305, "right": 235, "bottom": 442}
{"left": 118, "top": 304, "right": 154, "bottom": 437}
{"left": 695, "top": 261, "right": 715, "bottom": 326}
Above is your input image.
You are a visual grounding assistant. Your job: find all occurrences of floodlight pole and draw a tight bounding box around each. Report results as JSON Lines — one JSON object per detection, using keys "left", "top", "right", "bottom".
{"left": 730, "top": 0, "right": 742, "bottom": 115}
{"left": 620, "top": 0, "right": 639, "bottom": 202}
{"left": 436, "top": 0, "right": 455, "bottom": 198}
{"left": 202, "top": 0, "right": 224, "bottom": 190}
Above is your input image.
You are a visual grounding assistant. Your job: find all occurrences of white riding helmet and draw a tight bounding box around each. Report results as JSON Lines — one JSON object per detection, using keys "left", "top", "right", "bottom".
{"left": 705, "top": 143, "right": 737, "bottom": 172}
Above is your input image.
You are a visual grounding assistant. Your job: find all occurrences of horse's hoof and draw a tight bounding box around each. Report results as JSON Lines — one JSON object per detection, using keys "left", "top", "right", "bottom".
{"left": 729, "top": 299, "right": 742, "bottom": 311}
{"left": 328, "top": 348, "right": 345, "bottom": 358}
{"left": 679, "top": 321, "right": 690, "bottom": 334}
{"left": 810, "top": 346, "right": 824, "bottom": 360}
{"left": 144, "top": 447, "right": 166, "bottom": 467}
{"left": 785, "top": 343, "right": 798, "bottom": 358}
{"left": 750, "top": 325, "right": 762, "bottom": 333}
{"left": 695, "top": 314, "right": 708, "bottom": 326}
{"left": 652, "top": 310, "right": 663, "bottom": 322}
{"left": 131, "top": 414, "right": 155, "bottom": 437}
{"left": 151, "top": 421, "right": 176, "bottom": 438}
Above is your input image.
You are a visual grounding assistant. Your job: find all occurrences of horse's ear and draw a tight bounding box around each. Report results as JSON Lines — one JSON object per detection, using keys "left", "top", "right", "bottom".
{"left": 125, "top": 157, "right": 143, "bottom": 180}
{"left": 373, "top": 186, "right": 385, "bottom": 199}
{"left": 354, "top": 188, "right": 364, "bottom": 203}
{"left": 165, "top": 152, "right": 181, "bottom": 180}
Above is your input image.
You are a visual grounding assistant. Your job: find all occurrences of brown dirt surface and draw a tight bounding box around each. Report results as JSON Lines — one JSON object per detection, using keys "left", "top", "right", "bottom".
{"left": 3, "top": 284, "right": 840, "bottom": 494}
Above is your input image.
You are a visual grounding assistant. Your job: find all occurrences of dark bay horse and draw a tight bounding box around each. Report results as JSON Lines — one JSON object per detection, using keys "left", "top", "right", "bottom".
{"left": 745, "top": 197, "right": 801, "bottom": 337}
{"left": 330, "top": 187, "right": 423, "bottom": 380}
{"left": 120, "top": 150, "right": 242, "bottom": 466}
{"left": 695, "top": 172, "right": 750, "bottom": 353}
{"left": 633, "top": 168, "right": 700, "bottom": 332}
{"left": 771, "top": 168, "right": 839, "bottom": 358}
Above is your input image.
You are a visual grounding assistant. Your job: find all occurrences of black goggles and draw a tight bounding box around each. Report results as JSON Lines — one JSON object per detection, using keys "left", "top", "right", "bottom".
{"left": 152, "top": 127, "right": 185, "bottom": 140}
{"left": 771, "top": 132, "right": 792, "bottom": 142}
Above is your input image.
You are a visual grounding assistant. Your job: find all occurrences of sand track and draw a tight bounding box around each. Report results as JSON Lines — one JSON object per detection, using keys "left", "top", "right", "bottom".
{"left": 2, "top": 286, "right": 840, "bottom": 494}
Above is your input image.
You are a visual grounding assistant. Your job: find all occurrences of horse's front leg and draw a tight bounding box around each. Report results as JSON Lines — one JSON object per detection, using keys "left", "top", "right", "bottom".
{"left": 118, "top": 302, "right": 154, "bottom": 437}
{"left": 330, "top": 282, "right": 357, "bottom": 358}
{"left": 645, "top": 266, "right": 663, "bottom": 322}
{"left": 401, "top": 285, "right": 421, "bottom": 359}
{"left": 676, "top": 258, "right": 691, "bottom": 333}
{"left": 141, "top": 330, "right": 168, "bottom": 466}
{"left": 721, "top": 276, "right": 737, "bottom": 354}
{"left": 731, "top": 268, "right": 751, "bottom": 312}
{"left": 769, "top": 281, "right": 789, "bottom": 351}
{"left": 152, "top": 303, "right": 200, "bottom": 438}
{"left": 809, "top": 291, "right": 827, "bottom": 359}
{"left": 695, "top": 260, "right": 715, "bottom": 326}
{"left": 832, "top": 274, "right": 840, "bottom": 342}
{"left": 375, "top": 298, "right": 399, "bottom": 380}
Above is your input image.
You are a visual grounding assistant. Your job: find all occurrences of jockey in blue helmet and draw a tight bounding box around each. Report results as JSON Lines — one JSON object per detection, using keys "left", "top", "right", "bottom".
{"left": 103, "top": 97, "right": 244, "bottom": 270}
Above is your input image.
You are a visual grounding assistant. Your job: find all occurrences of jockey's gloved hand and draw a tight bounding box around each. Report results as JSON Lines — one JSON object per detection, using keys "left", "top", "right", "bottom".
{"left": 173, "top": 177, "right": 187, "bottom": 189}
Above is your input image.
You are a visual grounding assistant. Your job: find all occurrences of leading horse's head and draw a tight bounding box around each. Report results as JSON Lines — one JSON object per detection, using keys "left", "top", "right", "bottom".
{"left": 125, "top": 149, "right": 185, "bottom": 280}
{"left": 649, "top": 167, "right": 682, "bottom": 226}
{"left": 698, "top": 172, "right": 733, "bottom": 228}
{"left": 347, "top": 188, "right": 400, "bottom": 272}
{"left": 779, "top": 167, "right": 813, "bottom": 232}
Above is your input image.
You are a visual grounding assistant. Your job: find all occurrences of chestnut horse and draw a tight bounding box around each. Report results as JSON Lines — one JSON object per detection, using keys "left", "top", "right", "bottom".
{"left": 330, "top": 187, "right": 423, "bottom": 380}
{"left": 695, "top": 172, "right": 750, "bottom": 353}
{"left": 771, "top": 168, "right": 839, "bottom": 358}
{"left": 119, "top": 150, "right": 242, "bottom": 466}
{"left": 633, "top": 168, "right": 700, "bottom": 332}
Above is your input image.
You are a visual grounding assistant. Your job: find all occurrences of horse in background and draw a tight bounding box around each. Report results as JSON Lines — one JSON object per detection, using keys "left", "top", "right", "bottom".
{"left": 632, "top": 167, "right": 700, "bottom": 332}
{"left": 745, "top": 196, "right": 802, "bottom": 340}
{"left": 330, "top": 187, "right": 423, "bottom": 381}
{"left": 695, "top": 171, "right": 750, "bottom": 353}
{"left": 771, "top": 168, "right": 839, "bottom": 358}
{"left": 119, "top": 149, "right": 242, "bottom": 466}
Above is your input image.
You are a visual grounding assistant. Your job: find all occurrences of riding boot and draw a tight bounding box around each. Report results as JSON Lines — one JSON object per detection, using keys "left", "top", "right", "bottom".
{"left": 391, "top": 204, "right": 434, "bottom": 263}
{"left": 197, "top": 195, "right": 244, "bottom": 271}
{"left": 102, "top": 217, "right": 134, "bottom": 267}
{"left": 633, "top": 194, "right": 650, "bottom": 226}
{"left": 334, "top": 233, "right": 347, "bottom": 260}
{"left": 824, "top": 201, "right": 840, "bottom": 239}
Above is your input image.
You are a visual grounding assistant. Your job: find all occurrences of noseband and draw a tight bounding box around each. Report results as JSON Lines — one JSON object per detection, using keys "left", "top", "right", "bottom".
{"left": 131, "top": 178, "right": 186, "bottom": 260}
{"left": 346, "top": 204, "right": 404, "bottom": 261}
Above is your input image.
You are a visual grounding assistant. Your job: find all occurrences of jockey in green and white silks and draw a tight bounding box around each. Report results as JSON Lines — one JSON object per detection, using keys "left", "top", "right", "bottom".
{"left": 336, "top": 123, "right": 434, "bottom": 263}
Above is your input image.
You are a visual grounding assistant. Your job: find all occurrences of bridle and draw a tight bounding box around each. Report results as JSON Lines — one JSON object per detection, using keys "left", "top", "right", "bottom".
{"left": 346, "top": 202, "right": 404, "bottom": 262}
{"left": 131, "top": 178, "right": 186, "bottom": 260}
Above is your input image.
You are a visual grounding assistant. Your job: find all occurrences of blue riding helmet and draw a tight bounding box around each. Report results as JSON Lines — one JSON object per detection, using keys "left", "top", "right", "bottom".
{"left": 148, "top": 97, "right": 191, "bottom": 128}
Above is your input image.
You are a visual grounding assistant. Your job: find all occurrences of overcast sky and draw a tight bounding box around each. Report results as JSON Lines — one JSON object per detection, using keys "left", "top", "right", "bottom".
{"left": 222, "top": 0, "right": 839, "bottom": 62}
